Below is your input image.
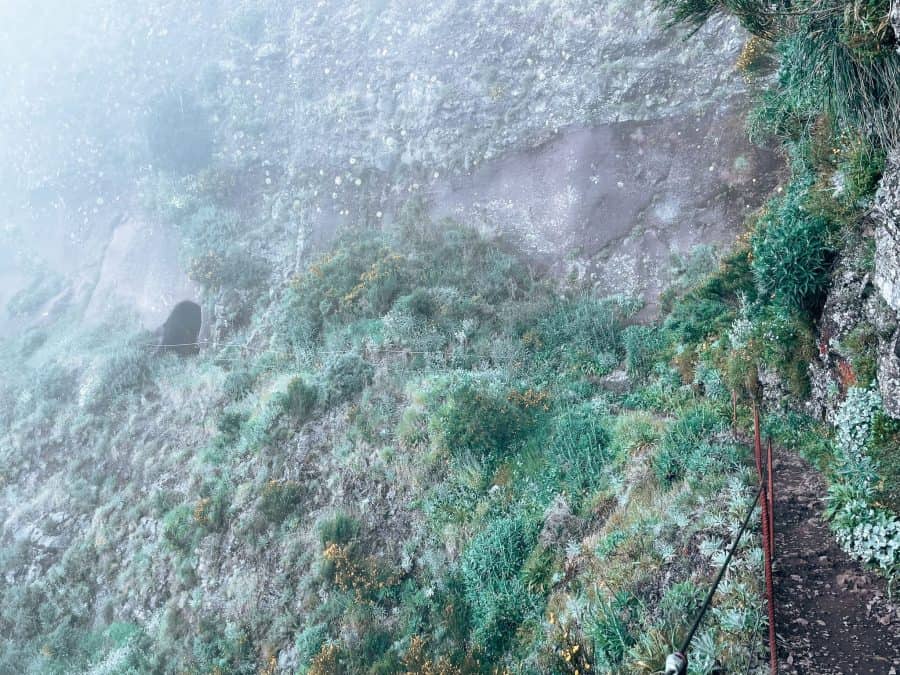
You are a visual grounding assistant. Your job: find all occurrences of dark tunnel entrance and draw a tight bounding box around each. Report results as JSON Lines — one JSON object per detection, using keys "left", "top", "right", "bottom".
{"left": 159, "top": 300, "right": 202, "bottom": 355}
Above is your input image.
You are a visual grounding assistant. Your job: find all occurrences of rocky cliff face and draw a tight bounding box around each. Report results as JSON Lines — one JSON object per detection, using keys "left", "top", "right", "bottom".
{"left": 807, "top": 155, "right": 900, "bottom": 423}
{"left": 0, "top": 0, "right": 779, "bottom": 344}
{"left": 874, "top": 154, "right": 900, "bottom": 417}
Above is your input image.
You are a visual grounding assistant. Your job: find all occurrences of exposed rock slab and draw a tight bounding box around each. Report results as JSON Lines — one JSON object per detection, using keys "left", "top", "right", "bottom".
{"left": 873, "top": 155, "right": 900, "bottom": 417}
{"left": 84, "top": 215, "right": 199, "bottom": 329}
{"left": 430, "top": 108, "right": 780, "bottom": 308}
{"left": 875, "top": 155, "right": 900, "bottom": 313}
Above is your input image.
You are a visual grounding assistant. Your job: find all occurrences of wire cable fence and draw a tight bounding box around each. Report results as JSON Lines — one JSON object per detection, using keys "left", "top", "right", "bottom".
{"left": 666, "top": 403, "right": 777, "bottom": 675}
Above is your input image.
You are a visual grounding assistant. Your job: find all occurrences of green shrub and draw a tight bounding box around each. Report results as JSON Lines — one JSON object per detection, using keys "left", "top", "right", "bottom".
{"left": 662, "top": 248, "right": 753, "bottom": 347}
{"left": 549, "top": 404, "right": 612, "bottom": 508}
{"left": 258, "top": 480, "right": 305, "bottom": 524}
{"left": 196, "top": 482, "right": 231, "bottom": 531}
{"left": 837, "top": 137, "right": 887, "bottom": 207}
{"left": 609, "top": 412, "right": 662, "bottom": 458}
{"left": 747, "top": 35, "right": 829, "bottom": 143}
{"left": 664, "top": 296, "right": 732, "bottom": 346}
{"left": 296, "top": 623, "right": 330, "bottom": 675}
{"left": 763, "top": 411, "right": 833, "bottom": 472}
{"left": 179, "top": 205, "right": 270, "bottom": 292}
{"left": 620, "top": 366, "right": 692, "bottom": 413}
{"left": 623, "top": 325, "right": 666, "bottom": 381}
{"left": 657, "top": 581, "right": 704, "bottom": 632}
{"left": 284, "top": 376, "right": 320, "bottom": 421}
{"left": 753, "top": 305, "right": 818, "bottom": 397}
{"left": 746, "top": 18, "right": 900, "bottom": 146}
{"left": 537, "top": 294, "right": 640, "bottom": 359}
{"left": 459, "top": 515, "right": 539, "bottom": 655}
{"left": 318, "top": 512, "right": 361, "bottom": 549}
{"left": 520, "top": 544, "right": 560, "bottom": 595}
{"left": 162, "top": 505, "right": 199, "bottom": 552}
{"left": 870, "top": 411, "right": 900, "bottom": 512}
{"left": 392, "top": 289, "right": 437, "bottom": 320}
{"left": 430, "top": 382, "right": 530, "bottom": 462}
{"left": 841, "top": 322, "right": 879, "bottom": 388}
{"left": 216, "top": 410, "right": 247, "bottom": 446}
{"left": 188, "top": 249, "right": 269, "bottom": 291}
{"left": 190, "top": 618, "right": 257, "bottom": 675}
{"left": 653, "top": 404, "right": 727, "bottom": 485}
{"left": 83, "top": 340, "right": 156, "bottom": 413}
{"left": 323, "top": 354, "right": 373, "bottom": 405}
{"left": 752, "top": 177, "right": 835, "bottom": 314}
{"left": 586, "top": 591, "right": 638, "bottom": 667}
{"left": 223, "top": 369, "right": 257, "bottom": 400}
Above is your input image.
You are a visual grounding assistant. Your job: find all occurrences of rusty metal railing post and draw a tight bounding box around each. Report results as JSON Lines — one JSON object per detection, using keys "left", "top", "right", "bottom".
{"left": 767, "top": 436, "right": 775, "bottom": 553}
{"left": 732, "top": 390, "right": 738, "bottom": 433}
{"left": 753, "top": 404, "right": 777, "bottom": 675}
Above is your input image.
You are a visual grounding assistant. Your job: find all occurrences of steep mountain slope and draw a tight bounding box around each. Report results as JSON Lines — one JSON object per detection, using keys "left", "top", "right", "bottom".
{"left": 3, "top": 0, "right": 900, "bottom": 673}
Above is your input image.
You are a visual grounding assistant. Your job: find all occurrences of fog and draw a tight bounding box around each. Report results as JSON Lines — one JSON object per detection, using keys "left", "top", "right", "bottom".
{"left": 0, "top": 0, "right": 779, "bottom": 341}
{"left": 0, "top": 2, "right": 784, "bottom": 671}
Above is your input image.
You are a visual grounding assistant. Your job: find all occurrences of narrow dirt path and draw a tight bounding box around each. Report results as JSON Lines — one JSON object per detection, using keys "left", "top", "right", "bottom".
{"left": 774, "top": 450, "right": 900, "bottom": 674}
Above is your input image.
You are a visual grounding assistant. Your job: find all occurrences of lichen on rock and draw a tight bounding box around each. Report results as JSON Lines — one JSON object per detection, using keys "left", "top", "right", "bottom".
{"left": 873, "top": 154, "right": 900, "bottom": 417}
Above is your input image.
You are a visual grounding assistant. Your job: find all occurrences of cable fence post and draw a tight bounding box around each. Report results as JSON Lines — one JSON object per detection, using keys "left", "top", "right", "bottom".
{"left": 754, "top": 408, "right": 777, "bottom": 675}
{"left": 767, "top": 436, "right": 775, "bottom": 553}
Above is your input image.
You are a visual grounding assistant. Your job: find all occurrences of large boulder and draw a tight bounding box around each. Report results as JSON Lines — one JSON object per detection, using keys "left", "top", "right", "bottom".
{"left": 159, "top": 301, "right": 202, "bottom": 355}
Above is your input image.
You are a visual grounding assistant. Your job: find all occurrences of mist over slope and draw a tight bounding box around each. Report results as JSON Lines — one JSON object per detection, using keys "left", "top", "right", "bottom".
{"left": 0, "top": 0, "right": 773, "bottom": 341}
{"left": 7, "top": 0, "right": 900, "bottom": 673}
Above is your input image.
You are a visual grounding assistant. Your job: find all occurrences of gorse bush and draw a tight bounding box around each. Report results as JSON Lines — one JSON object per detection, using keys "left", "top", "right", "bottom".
{"left": 318, "top": 512, "right": 361, "bottom": 551}
{"left": 322, "top": 353, "right": 373, "bottom": 405}
{"left": 295, "top": 623, "right": 329, "bottom": 675}
{"left": 286, "top": 239, "right": 408, "bottom": 337}
{"left": 258, "top": 480, "right": 305, "bottom": 524}
{"left": 430, "top": 380, "right": 531, "bottom": 462}
{"left": 162, "top": 505, "right": 199, "bottom": 552}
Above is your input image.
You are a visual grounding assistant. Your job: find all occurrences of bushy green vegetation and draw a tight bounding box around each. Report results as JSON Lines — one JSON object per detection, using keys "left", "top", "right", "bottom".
{"left": 751, "top": 173, "right": 836, "bottom": 313}
{"left": 659, "top": 0, "right": 900, "bottom": 590}
{"left": 8, "top": 2, "right": 900, "bottom": 670}
{"left": 0, "top": 209, "right": 774, "bottom": 672}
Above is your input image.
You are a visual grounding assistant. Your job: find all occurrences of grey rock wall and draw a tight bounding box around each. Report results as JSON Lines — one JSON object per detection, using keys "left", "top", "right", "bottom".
{"left": 874, "top": 155, "right": 900, "bottom": 313}
{"left": 873, "top": 155, "right": 900, "bottom": 417}
{"left": 893, "top": 0, "right": 900, "bottom": 48}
